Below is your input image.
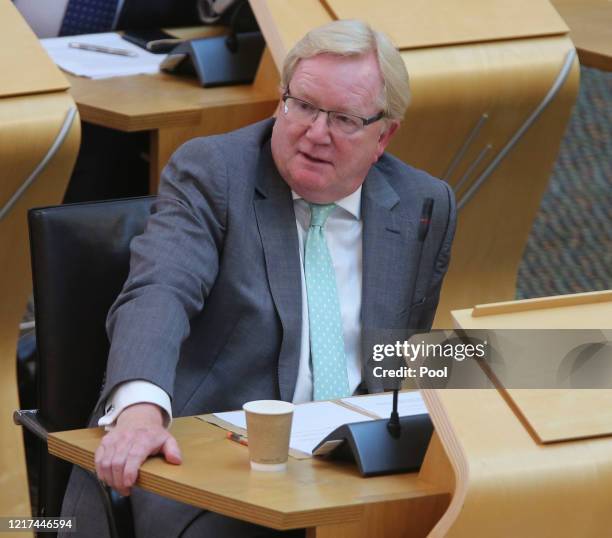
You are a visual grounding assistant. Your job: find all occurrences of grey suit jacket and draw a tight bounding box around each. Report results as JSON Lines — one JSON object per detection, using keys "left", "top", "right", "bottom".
{"left": 61, "top": 118, "right": 456, "bottom": 538}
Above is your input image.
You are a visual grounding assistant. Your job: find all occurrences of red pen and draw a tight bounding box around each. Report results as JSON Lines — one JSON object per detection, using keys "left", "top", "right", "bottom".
{"left": 226, "top": 431, "right": 249, "bottom": 447}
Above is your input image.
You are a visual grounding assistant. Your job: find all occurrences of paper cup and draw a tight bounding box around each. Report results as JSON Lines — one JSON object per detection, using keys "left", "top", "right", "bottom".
{"left": 243, "top": 400, "right": 294, "bottom": 471}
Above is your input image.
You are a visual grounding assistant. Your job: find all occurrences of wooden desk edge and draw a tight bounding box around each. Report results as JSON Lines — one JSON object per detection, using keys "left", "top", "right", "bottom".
{"left": 72, "top": 102, "right": 200, "bottom": 132}
{"left": 470, "top": 289, "right": 612, "bottom": 317}
{"left": 577, "top": 47, "right": 612, "bottom": 71}
{"left": 73, "top": 94, "right": 278, "bottom": 132}
{"left": 48, "top": 419, "right": 447, "bottom": 530}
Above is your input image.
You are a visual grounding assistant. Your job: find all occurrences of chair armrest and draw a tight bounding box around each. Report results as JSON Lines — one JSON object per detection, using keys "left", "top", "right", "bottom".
{"left": 13, "top": 409, "right": 48, "bottom": 442}
{"left": 13, "top": 408, "right": 135, "bottom": 538}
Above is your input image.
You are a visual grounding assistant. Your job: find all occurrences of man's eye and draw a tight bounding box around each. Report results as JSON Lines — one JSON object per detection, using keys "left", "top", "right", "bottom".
{"left": 296, "top": 101, "right": 315, "bottom": 112}
{"left": 334, "top": 114, "right": 360, "bottom": 127}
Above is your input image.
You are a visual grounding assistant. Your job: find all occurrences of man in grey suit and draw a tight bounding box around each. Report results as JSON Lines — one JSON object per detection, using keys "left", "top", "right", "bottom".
{"left": 61, "top": 19, "right": 456, "bottom": 538}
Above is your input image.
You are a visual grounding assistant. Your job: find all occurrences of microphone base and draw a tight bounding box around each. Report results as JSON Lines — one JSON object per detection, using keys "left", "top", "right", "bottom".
{"left": 312, "top": 414, "right": 433, "bottom": 477}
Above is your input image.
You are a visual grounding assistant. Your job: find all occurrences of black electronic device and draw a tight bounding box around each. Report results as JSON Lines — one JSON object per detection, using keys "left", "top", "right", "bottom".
{"left": 122, "top": 29, "right": 182, "bottom": 53}
{"left": 160, "top": 31, "right": 265, "bottom": 87}
{"left": 313, "top": 414, "right": 433, "bottom": 477}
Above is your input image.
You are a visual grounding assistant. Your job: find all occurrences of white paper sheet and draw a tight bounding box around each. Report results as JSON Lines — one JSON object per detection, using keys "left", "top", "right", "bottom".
{"left": 213, "top": 401, "right": 373, "bottom": 456}
{"left": 40, "top": 33, "right": 167, "bottom": 79}
{"left": 341, "top": 391, "right": 428, "bottom": 418}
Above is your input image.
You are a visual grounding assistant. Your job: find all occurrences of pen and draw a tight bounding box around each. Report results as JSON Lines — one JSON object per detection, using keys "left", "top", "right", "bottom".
{"left": 69, "top": 42, "right": 137, "bottom": 57}
{"left": 226, "top": 431, "right": 249, "bottom": 447}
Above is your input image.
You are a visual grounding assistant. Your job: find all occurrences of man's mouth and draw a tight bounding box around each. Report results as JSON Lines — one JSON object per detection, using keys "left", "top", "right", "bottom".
{"left": 299, "top": 151, "right": 331, "bottom": 165}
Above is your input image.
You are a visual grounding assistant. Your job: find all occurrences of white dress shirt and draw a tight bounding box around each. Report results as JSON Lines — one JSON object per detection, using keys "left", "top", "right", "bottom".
{"left": 99, "top": 188, "right": 364, "bottom": 428}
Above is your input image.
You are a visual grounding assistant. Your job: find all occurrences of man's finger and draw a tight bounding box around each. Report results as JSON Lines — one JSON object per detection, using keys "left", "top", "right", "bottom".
{"left": 94, "top": 443, "right": 106, "bottom": 483}
{"left": 110, "top": 435, "right": 134, "bottom": 495}
{"left": 122, "top": 437, "right": 158, "bottom": 491}
{"left": 161, "top": 434, "right": 182, "bottom": 465}
{"left": 97, "top": 438, "right": 116, "bottom": 487}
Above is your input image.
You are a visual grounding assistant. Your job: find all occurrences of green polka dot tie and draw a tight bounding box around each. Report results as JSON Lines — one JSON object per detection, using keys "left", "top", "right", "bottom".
{"left": 305, "top": 203, "right": 350, "bottom": 401}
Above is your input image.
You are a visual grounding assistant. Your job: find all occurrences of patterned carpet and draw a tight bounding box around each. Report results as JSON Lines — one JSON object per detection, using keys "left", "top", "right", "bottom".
{"left": 516, "top": 65, "right": 612, "bottom": 299}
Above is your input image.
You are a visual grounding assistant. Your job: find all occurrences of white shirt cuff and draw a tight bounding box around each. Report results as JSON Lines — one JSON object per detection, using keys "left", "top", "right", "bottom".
{"left": 98, "top": 380, "right": 172, "bottom": 431}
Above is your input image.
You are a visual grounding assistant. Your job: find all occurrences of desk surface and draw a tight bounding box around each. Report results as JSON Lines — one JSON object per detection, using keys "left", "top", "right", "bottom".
{"left": 67, "top": 71, "right": 277, "bottom": 132}
{"left": 551, "top": 0, "right": 612, "bottom": 70}
{"left": 451, "top": 289, "right": 612, "bottom": 329}
{"left": 48, "top": 417, "right": 448, "bottom": 532}
{"left": 451, "top": 290, "right": 612, "bottom": 444}
{"left": 66, "top": 26, "right": 279, "bottom": 132}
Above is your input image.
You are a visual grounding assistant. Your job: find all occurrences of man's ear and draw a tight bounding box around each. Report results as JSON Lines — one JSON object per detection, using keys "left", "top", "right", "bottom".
{"left": 375, "top": 120, "right": 400, "bottom": 159}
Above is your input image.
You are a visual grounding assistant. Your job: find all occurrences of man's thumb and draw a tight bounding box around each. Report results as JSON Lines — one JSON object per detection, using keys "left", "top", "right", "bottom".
{"left": 162, "top": 435, "right": 182, "bottom": 465}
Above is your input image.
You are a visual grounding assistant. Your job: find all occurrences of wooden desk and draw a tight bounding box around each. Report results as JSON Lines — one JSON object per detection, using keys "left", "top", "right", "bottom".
{"left": 413, "top": 291, "right": 612, "bottom": 536}
{"left": 450, "top": 290, "right": 612, "bottom": 443}
{"left": 48, "top": 417, "right": 450, "bottom": 537}
{"left": 67, "top": 27, "right": 280, "bottom": 191}
{"left": 551, "top": 0, "right": 612, "bottom": 71}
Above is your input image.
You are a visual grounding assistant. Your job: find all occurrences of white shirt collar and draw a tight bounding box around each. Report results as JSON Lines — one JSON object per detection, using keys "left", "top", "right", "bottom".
{"left": 291, "top": 186, "right": 362, "bottom": 220}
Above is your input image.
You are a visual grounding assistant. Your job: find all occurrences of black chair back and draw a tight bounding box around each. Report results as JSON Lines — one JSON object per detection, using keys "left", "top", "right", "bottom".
{"left": 28, "top": 196, "right": 154, "bottom": 517}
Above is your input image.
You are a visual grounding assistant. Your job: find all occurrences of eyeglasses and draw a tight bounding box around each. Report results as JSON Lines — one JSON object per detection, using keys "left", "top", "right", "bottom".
{"left": 281, "top": 91, "right": 385, "bottom": 135}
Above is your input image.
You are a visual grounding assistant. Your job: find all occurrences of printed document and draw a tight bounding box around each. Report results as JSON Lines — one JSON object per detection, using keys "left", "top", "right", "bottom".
{"left": 40, "top": 32, "right": 166, "bottom": 79}
{"left": 211, "top": 401, "right": 373, "bottom": 456}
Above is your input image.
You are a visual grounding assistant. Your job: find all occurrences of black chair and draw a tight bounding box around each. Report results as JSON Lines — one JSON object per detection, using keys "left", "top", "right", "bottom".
{"left": 14, "top": 196, "right": 155, "bottom": 538}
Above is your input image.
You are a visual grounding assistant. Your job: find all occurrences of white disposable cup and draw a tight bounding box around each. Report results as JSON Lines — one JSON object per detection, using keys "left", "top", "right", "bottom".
{"left": 243, "top": 400, "right": 294, "bottom": 471}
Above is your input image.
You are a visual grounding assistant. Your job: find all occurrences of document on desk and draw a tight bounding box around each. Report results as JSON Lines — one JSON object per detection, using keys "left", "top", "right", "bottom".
{"left": 40, "top": 33, "right": 167, "bottom": 79}
{"left": 206, "top": 401, "right": 374, "bottom": 457}
{"left": 341, "top": 391, "right": 428, "bottom": 418}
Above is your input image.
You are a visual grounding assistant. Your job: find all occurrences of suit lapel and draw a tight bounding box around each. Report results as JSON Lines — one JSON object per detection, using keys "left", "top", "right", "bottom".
{"left": 361, "top": 166, "right": 417, "bottom": 392}
{"left": 253, "top": 143, "right": 302, "bottom": 401}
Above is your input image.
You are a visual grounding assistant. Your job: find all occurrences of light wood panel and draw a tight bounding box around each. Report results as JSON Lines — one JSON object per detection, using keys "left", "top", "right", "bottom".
{"left": 1, "top": 2, "right": 68, "bottom": 97}
{"left": 551, "top": 0, "right": 612, "bottom": 70}
{"left": 452, "top": 290, "right": 612, "bottom": 444}
{"left": 306, "top": 496, "right": 449, "bottom": 538}
{"left": 504, "top": 389, "right": 612, "bottom": 443}
{"left": 1, "top": 92, "right": 80, "bottom": 521}
{"left": 419, "top": 432, "right": 456, "bottom": 496}
{"left": 2, "top": 4, "right": 80, "bottom": 524}
{"left": 1, "top": 71, "right": 80, "bottom": 535}
{"left": 67, "top": 71, "right": 278, "bottom": 132}
{"left": 452, "top": 290, "right": 612, "bottom": 330}
{"left": 423, "top": 385, "right": 612, "bottom": 537}
{"left": 250, "top": 0, "right": 332, "bottom": 71}
{"left": 324, "top": 0, "right": 568, "bottom": 49}
{"left": 49, "top": 417, "right": 450, "bottom": 534}
{"left": 404, "top": 36, "right": 579, "bottom": 327}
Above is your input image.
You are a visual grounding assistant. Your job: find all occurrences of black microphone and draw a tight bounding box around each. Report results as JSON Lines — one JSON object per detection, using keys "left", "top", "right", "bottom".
{"left": 387, "top": 197, "right": 434, "bottom": 438}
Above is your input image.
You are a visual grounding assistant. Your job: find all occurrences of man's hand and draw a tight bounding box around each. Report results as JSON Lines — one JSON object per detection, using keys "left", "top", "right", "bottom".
{"left": 94, "top": 403, "right": 181, "bottom": 496}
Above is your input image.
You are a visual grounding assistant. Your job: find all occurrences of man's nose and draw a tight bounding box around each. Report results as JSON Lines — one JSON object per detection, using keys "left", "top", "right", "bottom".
{"left": 306, "top": 111, "right": 332, "bottom": 142}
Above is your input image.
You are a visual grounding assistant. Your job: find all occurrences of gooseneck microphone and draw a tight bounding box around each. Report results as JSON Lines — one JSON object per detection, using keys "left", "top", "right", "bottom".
{"left": 387, "top": 197, "right": 434, "bottom": 438}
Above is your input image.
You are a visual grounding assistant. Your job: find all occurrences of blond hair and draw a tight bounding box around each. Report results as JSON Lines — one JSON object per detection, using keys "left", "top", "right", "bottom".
{"left": 281, "top": 20, "right": 410, "bottom": 121}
